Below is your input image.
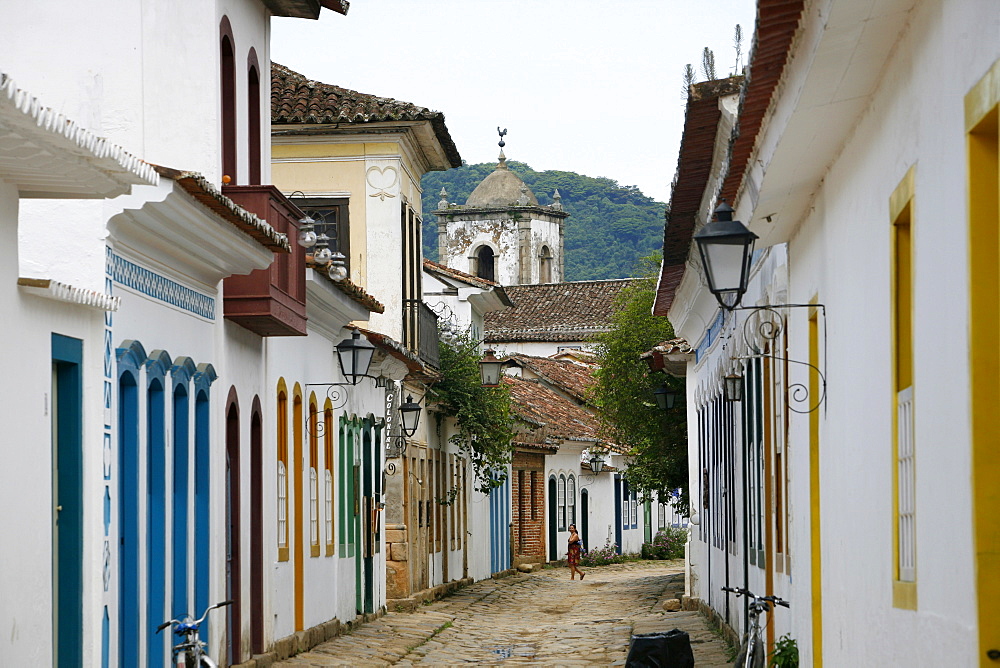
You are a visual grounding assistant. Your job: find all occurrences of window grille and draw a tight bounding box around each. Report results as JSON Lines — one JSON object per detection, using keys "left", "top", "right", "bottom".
{"left": 325, "top": 469, "right": 333, "bottom": 549}
{"left": 310, "top": 467, "right": 319, "bottom": 546}
{"left": 567, "top": 475, "right": 576, "bottom": 526}
{"left": 557, "top": 475, "right": 566, "bottom": 530}
{"left": 277, "top": 461, "right": 287, "bottom": 547}
{"left": 897, "top": 386, "right": 916, "bottom": 581}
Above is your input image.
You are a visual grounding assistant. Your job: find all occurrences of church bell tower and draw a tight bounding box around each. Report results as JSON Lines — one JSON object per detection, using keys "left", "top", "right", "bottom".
{"left": 434, "top": 132, "right": 568, "bottom": 286}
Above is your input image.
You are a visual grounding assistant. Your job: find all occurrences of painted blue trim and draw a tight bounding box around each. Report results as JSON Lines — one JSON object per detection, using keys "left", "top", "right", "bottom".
{"left": 547, "top": 475, "right": 558, "bottom": 562}
{"left": 171, "top": 356, "right": 197, "bottom": 387}
{"left": 147, "top": 378, "right": 167, "bottom": 668}
{"left": 194, "top": 390, "right": 211, "bottom": 627}
{"left": 145, "top": 349, "right": 172, "bottom": 382}
{"left": 102, "top": 608, "right": 109, "bottom": 668}
{"left": 172, "top": 384, "right": 190, "bottom": 617}
{"left": 115, "top": 339, "right": 148, "bottom": 374}
{"left": 52, "top": 334, "right": 83, "bottom": 668}
{"left": 117, "top": 370, "right": 140, "bottom": 667}
{"left": 194, "top": 363, "right": 218, "bottom": 393}
{"left": 109, "top": 251, "right": 215, "bottom": 319}
{"left": 695, "top": 310, "right": 726, "bottom": 364}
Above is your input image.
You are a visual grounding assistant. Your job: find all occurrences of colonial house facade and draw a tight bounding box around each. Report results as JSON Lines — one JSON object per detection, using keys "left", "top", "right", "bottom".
{"left": 269, "top": 63, "right": 464, "bottom": 610}
{"left": 656, "top": 0, "right": 1000, "bottom": 664}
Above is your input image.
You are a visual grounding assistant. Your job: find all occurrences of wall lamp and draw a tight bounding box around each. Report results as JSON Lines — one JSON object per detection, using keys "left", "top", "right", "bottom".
{"left": 693, "top": 200, "right": 758, "bottom": 311}
{"left": 588, "top": 452, "right": 607, "bottom": 474}
{"left": 653, "top": 382, "right": 682, "bottom": 410}
{"left": 723, "top": 374, "right": 744, "bottom": 402}
{"left": 478, "top": 349, "right": 507, "bottom": 387}
{"left": 288, "top": 191, "right": 348, "bottom": 281}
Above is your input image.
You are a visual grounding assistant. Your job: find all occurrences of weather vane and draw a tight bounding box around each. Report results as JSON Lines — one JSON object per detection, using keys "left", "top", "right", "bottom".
{"left": 498, "top": 127, "right": 507, "bottom": 149}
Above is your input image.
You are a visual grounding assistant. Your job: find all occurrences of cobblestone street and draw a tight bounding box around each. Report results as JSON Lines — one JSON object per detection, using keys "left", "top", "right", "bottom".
{"left": 275, "top": 561, "right": 731, "bottom": 667}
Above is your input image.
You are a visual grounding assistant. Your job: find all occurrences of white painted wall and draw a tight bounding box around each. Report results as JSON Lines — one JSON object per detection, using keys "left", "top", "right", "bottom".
{"left": 675, "top": 1, "right": 996, "bottom": 663}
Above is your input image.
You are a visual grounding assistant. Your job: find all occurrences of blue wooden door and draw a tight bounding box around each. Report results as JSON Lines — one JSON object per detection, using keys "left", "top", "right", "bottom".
{"left": 118, "top": 370, "right": 140, "bottom": 665}
{"left": 52, "top": 334, "right": 83, "bottom": 667}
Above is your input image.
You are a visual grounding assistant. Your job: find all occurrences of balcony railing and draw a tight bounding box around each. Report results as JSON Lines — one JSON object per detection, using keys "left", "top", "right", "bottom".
{"left": 402, "top": 299, "right": 439, "bottom": 369}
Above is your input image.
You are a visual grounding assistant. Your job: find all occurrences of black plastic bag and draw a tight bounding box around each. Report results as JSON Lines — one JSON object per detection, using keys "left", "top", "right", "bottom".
{"left": 625, "top": 629, "right": 695, "bottom": 668}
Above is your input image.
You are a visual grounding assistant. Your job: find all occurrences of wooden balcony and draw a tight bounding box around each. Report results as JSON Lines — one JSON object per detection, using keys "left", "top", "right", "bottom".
{"left": 222, "top": 185, "right": 307, "bottom": 336}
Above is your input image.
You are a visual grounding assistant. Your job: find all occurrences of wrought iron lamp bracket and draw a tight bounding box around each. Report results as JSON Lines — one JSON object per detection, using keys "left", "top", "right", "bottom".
{"left": 732, "top": 303, "right": 827, "bottom": 414}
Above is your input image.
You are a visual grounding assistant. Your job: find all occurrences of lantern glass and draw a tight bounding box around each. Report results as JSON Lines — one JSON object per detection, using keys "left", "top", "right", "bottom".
{"left": 693, "top": 202, "right": 758, "bottom": 310}
{"left": 479, "top": 349, "right": 504, "bottom": 387}
{"left": 723, "top": 374, "right": 744, "bottom": 402}
{"left": 297, "top": 215, "right": 317, "bottom": 248}
{"left": 400, "top": 395, "right": 421, "bottom": 436}
{"left": 589, "top": 454, "right": 605, "bottom": 474}
{"left": 336, "top": 330, "right": 375, "bottom": 385}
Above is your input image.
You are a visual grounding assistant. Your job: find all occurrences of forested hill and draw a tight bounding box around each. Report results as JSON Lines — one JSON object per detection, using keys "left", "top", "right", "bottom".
{"left": 420, "top": 161, "right": 666, "bottom": 281}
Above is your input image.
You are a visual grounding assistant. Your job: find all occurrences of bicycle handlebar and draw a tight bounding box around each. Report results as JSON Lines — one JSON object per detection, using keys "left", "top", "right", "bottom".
{"left": 157, "top": 600, "right": 233, "bottom": 633}
{"left": 720, "top": 586, "right": 790, "bottom": 608}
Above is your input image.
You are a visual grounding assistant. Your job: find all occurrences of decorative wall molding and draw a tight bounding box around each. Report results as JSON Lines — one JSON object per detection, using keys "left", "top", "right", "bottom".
{"left": 107, "top": 249, "right": 215, "bottom": 319}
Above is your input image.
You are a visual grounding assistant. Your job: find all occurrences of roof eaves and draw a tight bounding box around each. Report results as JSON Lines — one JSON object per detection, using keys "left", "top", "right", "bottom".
{"left": 152, "top": 165, "right": 290, "bottom": 253}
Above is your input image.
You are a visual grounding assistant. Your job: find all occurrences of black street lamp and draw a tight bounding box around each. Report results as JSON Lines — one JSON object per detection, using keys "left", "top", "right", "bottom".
{"left": 693, "top": 200, "right": 758, "bottom": 311}
{"left": 478, "top": 349, "right": 505, "bottom": 387}
{"left": 589, "top": 452, "right": 606, "bottom": 474}
{"left": 723, "top": 374, "right": 744, "bottom": 402}
{"left": 653, "top": 383, "right": 681, "bottom": 410}
{"left": 336, "top": 330, "right": 375, "bottom": 385}
{"left": 399, "top": 395, "right": 422, "bottom": 437}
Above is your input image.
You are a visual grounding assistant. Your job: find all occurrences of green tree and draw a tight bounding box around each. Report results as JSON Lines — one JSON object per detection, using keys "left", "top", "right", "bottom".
{"left": 433, "top": 328, "right": 515, "bottom": 494}
{"left": 589, "top": 255, "right": 688, "bottom": 512}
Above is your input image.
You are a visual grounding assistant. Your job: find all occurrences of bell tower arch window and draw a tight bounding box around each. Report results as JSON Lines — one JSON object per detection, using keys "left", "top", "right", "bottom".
{"left": 539, "top": 245, "right": 552, "bottom": 284}
{"left": 476, "top": 245, "right": 495, "bottom": 282}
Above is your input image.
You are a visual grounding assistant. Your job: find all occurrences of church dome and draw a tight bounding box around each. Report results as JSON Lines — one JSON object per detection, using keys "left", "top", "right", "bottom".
{"left": 466, "top": 151, "right": 539, "bottom": 208}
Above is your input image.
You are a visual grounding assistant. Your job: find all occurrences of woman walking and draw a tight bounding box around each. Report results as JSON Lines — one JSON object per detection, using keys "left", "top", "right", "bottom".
{"left": 567, "top": 524, "right": 585, "bottom": 580}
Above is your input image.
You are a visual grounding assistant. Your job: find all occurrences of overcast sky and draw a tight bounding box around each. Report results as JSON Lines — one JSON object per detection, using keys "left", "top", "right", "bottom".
{"left": 272, "top": 1, "right": 757, "bottom": 203}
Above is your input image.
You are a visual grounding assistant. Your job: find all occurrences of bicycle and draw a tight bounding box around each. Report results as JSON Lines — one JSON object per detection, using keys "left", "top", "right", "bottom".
{"left": 156, "top": 600, "right": 232, "bottom": 667}
{"left": 720, "top": 586, "right": 789, "bottom": 668}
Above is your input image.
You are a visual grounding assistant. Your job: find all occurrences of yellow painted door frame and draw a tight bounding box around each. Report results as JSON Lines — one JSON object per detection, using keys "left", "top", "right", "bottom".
{"left": 967, "top": 63, "right": 1000, "bottom": 665}
{"left": 293, "top": 390, "right": 305, "bottom": 630}
{"left": 809, "top": 307, "right": 823, "bottom": 667}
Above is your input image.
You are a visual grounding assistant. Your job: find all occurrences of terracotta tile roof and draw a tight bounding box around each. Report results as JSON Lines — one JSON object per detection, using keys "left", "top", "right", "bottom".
{"left": 152, "top": 165, "right": 290, "bottom": 252}
{"left": 652, "top": 78, "right": 741, "bottom": 316}
{"left": 507, "top": 354, "right": 595, "bottom": 403}
{"left": 271, "top": 63, "right": 461, "bottom": 168}
{"left": 505, "top": 376, "right": 600, "bottom": 443}
{"left": 357, "top": 328, "right": 440, "bottom": 383}
{"left": 423, "top": 259, "right": 497, "bottom": 288}
{"left": 484, "top": 279, "right": 635, "bottom": 343}
{"left": 307, "top": 261, "right": 385, "bottom": 313}
{"left": 640, "top": 338, "right": 694, "bottom": 377}
{"left": 719, "top": 0, "right": 806, "bottom": 205}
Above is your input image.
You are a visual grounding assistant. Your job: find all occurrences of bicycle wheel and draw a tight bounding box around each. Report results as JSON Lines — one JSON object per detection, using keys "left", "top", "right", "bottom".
{"left": 733, "top": 637, "right": 765, "bottom": 668}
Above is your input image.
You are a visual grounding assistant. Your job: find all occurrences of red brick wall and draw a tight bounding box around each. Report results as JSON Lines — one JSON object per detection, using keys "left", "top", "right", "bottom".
{"left": 512, "top": 450, "right": 546, "bottom": 562}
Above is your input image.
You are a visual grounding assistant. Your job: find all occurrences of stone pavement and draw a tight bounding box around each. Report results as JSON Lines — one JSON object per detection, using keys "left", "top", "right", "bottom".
{"left": 274, "top": 560, "right": 731, "bottom": 667}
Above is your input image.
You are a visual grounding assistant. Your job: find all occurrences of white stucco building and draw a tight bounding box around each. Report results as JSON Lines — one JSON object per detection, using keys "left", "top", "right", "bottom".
{"left": 655, "top": 0, "right": 1000, "bottom": 664}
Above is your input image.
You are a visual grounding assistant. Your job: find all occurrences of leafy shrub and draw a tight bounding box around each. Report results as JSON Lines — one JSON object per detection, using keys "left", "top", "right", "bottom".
{"left": 770, "top": 635, "right": 799, "bottom": 667}
{"left": 580, "top": 539, "right": 623, "bottom": 566}
{"left": 641, "top": 527, "right": 688, "bottom": 560}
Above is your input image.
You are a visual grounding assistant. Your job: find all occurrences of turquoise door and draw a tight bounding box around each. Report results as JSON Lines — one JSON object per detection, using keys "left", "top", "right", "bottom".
{"left": 52, "top": 334, "right": 83, "bottom": 667}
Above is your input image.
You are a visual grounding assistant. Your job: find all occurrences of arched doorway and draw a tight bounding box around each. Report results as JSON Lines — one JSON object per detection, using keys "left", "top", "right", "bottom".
{"left": 580, "top": 489, "right": 589, "bottom": 552}
{"left": 250, "top": 397, "right": 264, "bottom": 654}
{"left": 225, "top": 393, "right": 242, "bottom": 665}
{"left": 547, "top": 476, "right": 558, "bottom": 562}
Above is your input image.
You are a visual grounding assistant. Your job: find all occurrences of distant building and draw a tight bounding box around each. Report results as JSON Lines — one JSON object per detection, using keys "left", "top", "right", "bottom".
{"left": 434, "top": 152, "right": 568, "bottom": 286}
{"left": 484, "top": 279, "right": 636, "bottom": 357}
